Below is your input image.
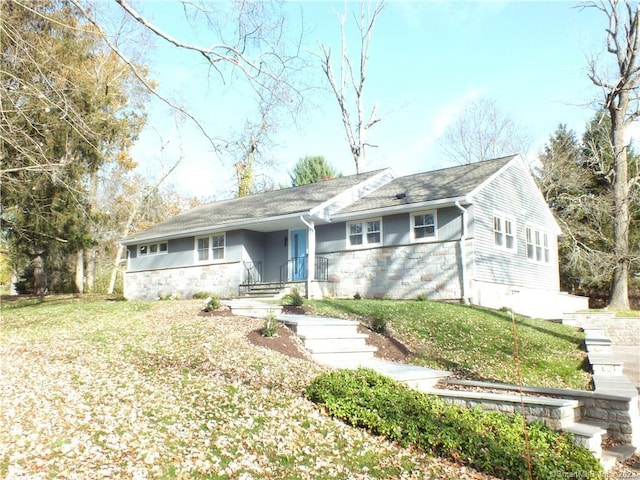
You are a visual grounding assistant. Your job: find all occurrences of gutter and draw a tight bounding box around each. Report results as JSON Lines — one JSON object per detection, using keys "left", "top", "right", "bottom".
{"left": 119, "top": 210, "right": 315, "bottom": 246}
{"left": 330, "top": 195, "right": 469, "bottom": 221}
{"left": 455, "top": 200, "right": 470, "bottom": 305}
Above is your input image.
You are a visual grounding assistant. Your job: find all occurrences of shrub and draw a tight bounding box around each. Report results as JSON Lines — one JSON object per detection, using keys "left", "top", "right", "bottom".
{"left": 306, "top": 369, "right": 603, "bottom": 480}
{"left": 204, "top": 295, "right": 221, "bottom": 311}
{"left": 262, "top": 310, "right": 279, "bottom": 337}
{"left": 192, "top": 291, "right": 214, "bottom": 300}
{"left": 286, "top": 287, "right": 304, "bottom": 307}
{"left": 416, "top": 293, "right": 427, "bottom": 302}
{"left": 353, "top": 292, "right": 361, "bottom": 300}
{"left": 369, "top": 312, "right": 388, "bottom": 334}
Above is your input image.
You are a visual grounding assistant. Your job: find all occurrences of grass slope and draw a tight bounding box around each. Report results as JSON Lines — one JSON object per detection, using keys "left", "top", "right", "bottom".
{"left": 308, "top": 299, "right": 591, "bottom": 390}
{"left": 0, "top": 297, "right": 494, "bottom": 479}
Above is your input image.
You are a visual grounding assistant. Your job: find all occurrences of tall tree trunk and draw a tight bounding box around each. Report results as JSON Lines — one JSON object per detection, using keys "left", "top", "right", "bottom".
{"left": 85, "top": 247, "right": 96, "bottom": 292}
{"left": 608, "top": 114, "right": 631, "bottom": 309}
{"left": 75, "top": 249, "right": 84, "bottom": 294}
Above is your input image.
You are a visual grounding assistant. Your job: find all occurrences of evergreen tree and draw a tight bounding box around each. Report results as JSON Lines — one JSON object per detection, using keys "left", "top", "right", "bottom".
{"left": 1, "top": 0, "right": 147, "bottom": 292}
{"left": 538, "top": 116, "right": 639, "bottom": 300}
{"left": 289, "top": 156, "right": 341, "bottom": 187}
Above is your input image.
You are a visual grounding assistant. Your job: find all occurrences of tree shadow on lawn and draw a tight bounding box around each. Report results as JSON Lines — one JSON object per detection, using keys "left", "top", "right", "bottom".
{"left": 475, "top": 306, "right": 586, "bottom": 350}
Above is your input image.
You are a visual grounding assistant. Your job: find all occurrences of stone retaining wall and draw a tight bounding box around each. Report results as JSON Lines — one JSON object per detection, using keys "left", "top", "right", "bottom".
{"left": 563, "top": 312, "right": 640, "bottom": 346}
{"left": 124, "top": 262, "right": 243, "bottom": 300}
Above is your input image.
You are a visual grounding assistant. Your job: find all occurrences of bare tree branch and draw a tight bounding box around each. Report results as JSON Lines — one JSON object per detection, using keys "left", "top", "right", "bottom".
{"left": 319, "top": 0, "right": 385, "bottom": 173}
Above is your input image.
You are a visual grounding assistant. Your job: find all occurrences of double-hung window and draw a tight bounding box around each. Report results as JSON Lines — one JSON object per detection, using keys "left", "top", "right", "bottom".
{"left": 526, "top": 226, "right": 549, "bottom": 263}
{"left": 347, "top": 218, "right": 382, "bottom": 248}
{"left": 412, "top": 211, "right": 436, "bottom": 241}
{"left": 196, "top": 233, "right": 225, "bottom": 262}
{"left": 493, "top": 213, "right": 516, "bottom": 252}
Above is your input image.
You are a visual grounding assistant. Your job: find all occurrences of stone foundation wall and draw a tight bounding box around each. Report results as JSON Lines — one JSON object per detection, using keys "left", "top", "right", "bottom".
{"left": 324, "top": 241, "right": 462, "bottom": 300}
{"left": 563, "top": 312, "right": 640, "bottom": 346}
{"left": 124, "top": 262, "right": 243, "bottom": 300}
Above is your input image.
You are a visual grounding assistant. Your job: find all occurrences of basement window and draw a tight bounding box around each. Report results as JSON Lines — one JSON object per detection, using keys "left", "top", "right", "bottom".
{"left": 139, "top": 242, "right": 168, "bottom": 256}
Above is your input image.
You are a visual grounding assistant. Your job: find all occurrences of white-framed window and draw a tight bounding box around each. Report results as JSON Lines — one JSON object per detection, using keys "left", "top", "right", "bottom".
{"left": 138, "top": 241, "right": 168, "bottom": 256}
{"left": 347, "top": 218, "right": 382, "bottom": 248}
{"left": 412, "top": 211, "right": 437, "bottom": 242}
{"left": 493, "top": 213, "right": 516, "bottom": 252}
{"left": 196, "top": 233, "right": 225, "bottom": 262}
{"left": 526, "top": 226, "right": 550, "bottom": 263}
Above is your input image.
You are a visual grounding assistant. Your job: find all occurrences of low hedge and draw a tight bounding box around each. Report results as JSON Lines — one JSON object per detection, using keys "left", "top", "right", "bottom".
{"left": 306, "top": 368, "right": 603, "bottom": 480}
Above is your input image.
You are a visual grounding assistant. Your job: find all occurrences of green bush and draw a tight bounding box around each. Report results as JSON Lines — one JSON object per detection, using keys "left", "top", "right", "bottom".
{"left": 286, "top": 287, "right": 304, "bottom": 307}
{"left": 306, "top": 369, "right": 603, "bottom": 480}
{"left": 204, "top": 295, "right": 221, "bottom": 311}
{"left": 262, "top": 310, "right": 279, "bottom": 337}
{"left": 353, "top": 292, "right": 361, "bottom": 300}
{"left": 416, "top": 293, "right": 427, "bottom": 302}
{"left": 192, "top": 291, "right": 214, "bottom": 300}
{"left": 369, "top": 312, "right": 388, "bottom": 334}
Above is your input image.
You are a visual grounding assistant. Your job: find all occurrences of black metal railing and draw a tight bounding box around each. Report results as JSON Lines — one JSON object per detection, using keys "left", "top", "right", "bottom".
{"left": 243, "top": 261, "right": 262, "bottom": 287}
{"left": 315, "top": 256, "right": 329, "bottom": 281}
{"left": 279, "top": 256, "right": 329, "bottom": 282}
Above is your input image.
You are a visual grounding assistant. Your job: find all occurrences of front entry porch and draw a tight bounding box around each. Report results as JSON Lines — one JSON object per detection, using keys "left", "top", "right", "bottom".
{"left": 238, "top": 256, "right": 332, "bottom": 299}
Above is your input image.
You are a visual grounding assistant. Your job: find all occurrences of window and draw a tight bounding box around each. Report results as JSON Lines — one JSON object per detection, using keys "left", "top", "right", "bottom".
{"left": 526, "top": 227, "right": 550, "bottom": 263}
{"left": 212, "top": 234, "right": 225, "bottom": 259}
{"left": 196, "top": 234, "right": 226, "bottom": 262}
{"left": 138, "top": 242, "right": 168, "bottom": 256}
{"left": 493, "top": 214, "right": 516, "bottom": 252}
{"left": 412, "top": 211, "right": 436, "bottom": 241}
{"left": 347, "top": 218, "right": 382, "bottom": 248}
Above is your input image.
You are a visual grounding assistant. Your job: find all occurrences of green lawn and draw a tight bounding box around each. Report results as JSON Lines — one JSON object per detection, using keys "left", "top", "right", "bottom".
{"left": 307, "top": 299, "right": 591, "bottom": 390}
{"left": 0, "top": 296, "right": 490, "bottom": 479}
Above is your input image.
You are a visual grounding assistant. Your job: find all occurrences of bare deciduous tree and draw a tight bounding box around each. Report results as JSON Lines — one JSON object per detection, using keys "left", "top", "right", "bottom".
{"left": 320, "top": 0, "right": 385, "bottom": 174}
{"left": 437, "top": 97, "right": 532, "bottom": 166}
{"left": 586, "top": 0, "right": 640, "bottom": 309}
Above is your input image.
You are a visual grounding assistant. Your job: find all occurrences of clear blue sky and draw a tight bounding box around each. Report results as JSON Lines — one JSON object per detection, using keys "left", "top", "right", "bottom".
{"left": 123, "top": 1, "right": 615, "bottom": 200}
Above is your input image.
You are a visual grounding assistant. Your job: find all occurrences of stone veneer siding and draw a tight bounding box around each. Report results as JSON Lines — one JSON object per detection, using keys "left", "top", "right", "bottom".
{"left": 124, "top": 262, "right": 243, "bottom": 300}
{"left": 324, "top": 241, "right": 462, "bottom": 300}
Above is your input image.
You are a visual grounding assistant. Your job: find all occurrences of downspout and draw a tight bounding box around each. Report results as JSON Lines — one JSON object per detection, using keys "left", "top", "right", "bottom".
{"left": 299, "top": 216, "right": 315, "bottom": 299}
{"left": 455, "top": 201, "right": 469, "bottom": 304}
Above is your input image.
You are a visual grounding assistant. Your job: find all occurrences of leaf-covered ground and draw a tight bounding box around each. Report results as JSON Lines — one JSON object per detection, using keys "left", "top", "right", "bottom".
{"left": 0, "top": 298, "right": 497, "bottom": 479}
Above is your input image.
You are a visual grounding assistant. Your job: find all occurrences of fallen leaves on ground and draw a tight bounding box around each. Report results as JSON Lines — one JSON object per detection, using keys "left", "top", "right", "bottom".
{"left": 1, "top": 299, "right": 497, "bottom": 479}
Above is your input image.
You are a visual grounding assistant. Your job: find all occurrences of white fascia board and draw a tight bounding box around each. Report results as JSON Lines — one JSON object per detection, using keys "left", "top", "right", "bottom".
{"left": 309, "top": 168, "right": 395, "bottom": 221}
{"left": 119, "top": 211, "right": 311, "bottom": 246}
{"left": 330, "top": 196, "right": 470, "bottom": 221}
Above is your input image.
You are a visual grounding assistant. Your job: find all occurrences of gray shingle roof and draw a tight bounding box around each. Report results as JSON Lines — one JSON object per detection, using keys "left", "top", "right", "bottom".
{"left": 122, "top": 169, "right": 386, "bottom": 243}
{"left": 122, "top": 156, "right": 517, "bottom": 244}
{"left": 335, "top": 155, "right": 516, "bottom": 215}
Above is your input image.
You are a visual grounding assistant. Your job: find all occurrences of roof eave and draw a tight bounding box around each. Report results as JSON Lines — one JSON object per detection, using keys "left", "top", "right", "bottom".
{"left": 119, "top": 211, "right": 315, "bottom": 245}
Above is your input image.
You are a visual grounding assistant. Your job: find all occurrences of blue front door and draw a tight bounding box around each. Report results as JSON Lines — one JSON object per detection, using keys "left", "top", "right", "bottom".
{"left": 290, "top": 229, "right": 307, "bottom": 280}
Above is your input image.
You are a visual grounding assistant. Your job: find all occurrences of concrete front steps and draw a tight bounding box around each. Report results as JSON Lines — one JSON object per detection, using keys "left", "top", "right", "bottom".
{"left": 279, "top": 314, "right": 450, "bottom": 389}
{"left": 223, "top": 299, "right": 282, "bottom": 318}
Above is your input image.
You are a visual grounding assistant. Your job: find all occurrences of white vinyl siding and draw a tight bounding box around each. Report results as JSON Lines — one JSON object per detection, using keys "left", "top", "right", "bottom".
{"left": 347, "top": 218, "right": 382, "bottom": 248}
{"left": 472, "top": 159, "right": 560, "bottom": 291}
{"left": 411, "top": 211, "right": 436, "bottom": 242}
{"left": 196, "top": 233, "right": 225, "bottom": 262}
